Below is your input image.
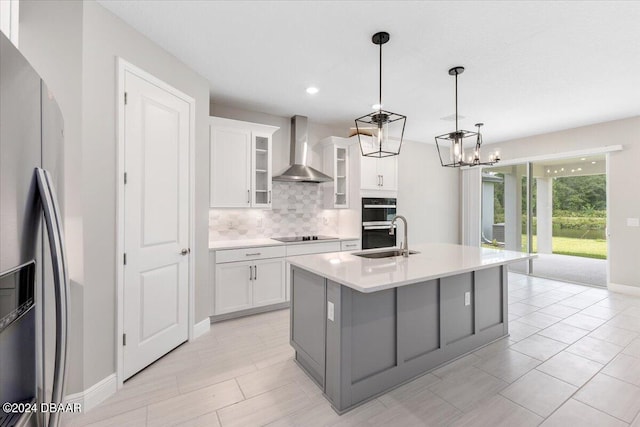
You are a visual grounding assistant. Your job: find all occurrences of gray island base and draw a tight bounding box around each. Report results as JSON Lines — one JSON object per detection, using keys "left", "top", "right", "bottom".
{"left": 289, "top": 259, "right": 513, "bottom": 414}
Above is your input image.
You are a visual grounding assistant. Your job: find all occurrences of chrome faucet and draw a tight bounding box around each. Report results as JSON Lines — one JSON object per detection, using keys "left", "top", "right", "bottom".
{"left": 389, "top": 215, "right": 409, "bottom": 257}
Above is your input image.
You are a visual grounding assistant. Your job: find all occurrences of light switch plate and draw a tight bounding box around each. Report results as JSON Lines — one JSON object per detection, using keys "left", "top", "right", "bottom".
{"left": 464, "top": 292, "right": 471, "bottom": 306}
{"left": 327, "top": 301, "right": 334, "bottom": 321}
{"left": 627, "top": 218, "right": 640, "bottom": 227}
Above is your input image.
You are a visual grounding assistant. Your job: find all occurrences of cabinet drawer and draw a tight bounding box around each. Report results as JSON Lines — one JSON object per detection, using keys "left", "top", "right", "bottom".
{"left": 286, "top": 241, "right": 341, "bottom": 256}
{"left": 341, "top": 240, "right": 361, "bottom": 251}
{"left": 215, "top": 245, "right": 286, "bottom": 263}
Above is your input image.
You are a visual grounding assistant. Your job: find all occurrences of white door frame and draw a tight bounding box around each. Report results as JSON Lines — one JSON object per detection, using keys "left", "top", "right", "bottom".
{"left": 115, "top": 58, "right": 196, "bottom": 388}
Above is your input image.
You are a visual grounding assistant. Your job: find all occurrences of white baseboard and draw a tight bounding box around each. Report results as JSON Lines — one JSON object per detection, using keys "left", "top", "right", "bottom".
{"left": 65, "top": 373, "right": 117, "bottom": 412}
{"left": 193, "top": 317, "right": 211, "bottom": 339}
{"left": 608, "top": 282, "right": 640, "bottom": 297}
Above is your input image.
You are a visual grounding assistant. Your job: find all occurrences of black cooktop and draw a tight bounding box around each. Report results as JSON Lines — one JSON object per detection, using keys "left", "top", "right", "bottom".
{"left": 271, "top": 235, "right": 339, "bottom": 243}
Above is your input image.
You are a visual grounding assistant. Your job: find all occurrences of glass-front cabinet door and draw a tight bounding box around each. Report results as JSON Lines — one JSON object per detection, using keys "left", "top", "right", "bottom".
{"left": 252, "top": 132, "right": 272, "bottom": 208}
{"left": 334, "top": 146, "right": 348, "bottom": 207}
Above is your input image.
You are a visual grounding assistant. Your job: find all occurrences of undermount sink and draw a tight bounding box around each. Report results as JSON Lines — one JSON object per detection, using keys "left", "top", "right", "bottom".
{"left": 352, "top": 249, "right": 420, "bottom": 259}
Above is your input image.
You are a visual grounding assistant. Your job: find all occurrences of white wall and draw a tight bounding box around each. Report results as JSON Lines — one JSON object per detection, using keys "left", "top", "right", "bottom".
{"left": 397, "top": 140, "right": 460, "bottom": 245}
{"left": 20, "top": 0, "right": 212, "bottom": 391}
{"left": 494, "top": 116, "right": 640, "bottom": 288}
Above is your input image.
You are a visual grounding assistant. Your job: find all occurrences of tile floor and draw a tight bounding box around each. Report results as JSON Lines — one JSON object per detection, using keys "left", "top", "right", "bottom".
{"left": 64, "top": 273, "right": 640, "bottom": 426}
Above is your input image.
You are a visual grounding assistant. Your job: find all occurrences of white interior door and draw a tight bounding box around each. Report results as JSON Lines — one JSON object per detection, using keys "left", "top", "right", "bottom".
{"left": 123, "top": 70, "right": 190, "bottom": 379}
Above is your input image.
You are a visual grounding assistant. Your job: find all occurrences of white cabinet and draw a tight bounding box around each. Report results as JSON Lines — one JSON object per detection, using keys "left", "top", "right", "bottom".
{"left": 212, "top": 245, "right": 286, "bottom": 316}
{"left": 252, "top": 259, "right": 285, "bottom": 307}
{"left": 215, "top": 261, "right": 253, "bottom": 314}
{"left": 210, "top": 117, "right": 278, "bottom": 208}
{"left": 322, "top": 137, "right": 352, "bottom": 208}
{"left": 360, "top": 154, "right": 397, "bottom": 191}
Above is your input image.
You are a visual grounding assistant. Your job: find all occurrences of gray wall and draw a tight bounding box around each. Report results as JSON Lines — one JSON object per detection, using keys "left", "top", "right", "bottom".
{"left": 494, "top": 116, "right": 640, "bottom": 288}
{"left": 20, "top": 0, "right": 212, "bottom": 391}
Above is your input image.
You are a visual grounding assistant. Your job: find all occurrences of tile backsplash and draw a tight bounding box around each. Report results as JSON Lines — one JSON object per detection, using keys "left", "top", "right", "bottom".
{"left": 209, "top": 181, "right": 339, "bottom": 240}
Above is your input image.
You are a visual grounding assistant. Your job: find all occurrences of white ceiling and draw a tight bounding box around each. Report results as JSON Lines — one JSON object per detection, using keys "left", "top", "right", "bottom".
{"left": 98, "top": 1, "right": 640, "bottom": 144}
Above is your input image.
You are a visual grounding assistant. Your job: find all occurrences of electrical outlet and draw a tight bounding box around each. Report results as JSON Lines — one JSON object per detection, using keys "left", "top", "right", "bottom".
{"left": 323, "top": 216, "right": 329, "bottom": 225}
{"left": 464, "top": 292, "right": 471, "bottom": 306}
{"left": 627, "top": 218, "right": 640, "bottom": 227}
{"left": 327, "top": 301, "right": 334, "bottom": 321}
{"left": 228, "top": 220, "right": 234, "bottom": 229}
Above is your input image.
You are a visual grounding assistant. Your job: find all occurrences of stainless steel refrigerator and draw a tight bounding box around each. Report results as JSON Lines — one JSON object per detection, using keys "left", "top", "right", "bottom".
{"left": 0, "top": 32, "right": 70, "bottom": 427}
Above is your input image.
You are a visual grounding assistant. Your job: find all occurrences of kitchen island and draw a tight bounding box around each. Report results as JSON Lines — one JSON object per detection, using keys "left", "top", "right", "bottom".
{"left": 287, "top": 243, "right": 534, "bottom": 414}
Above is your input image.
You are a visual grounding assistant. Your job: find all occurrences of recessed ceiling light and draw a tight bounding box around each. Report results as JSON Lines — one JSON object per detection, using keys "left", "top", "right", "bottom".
{"left": 306, "top": 86, "right": 319, "bottom": 95}
{"left": 592, "top": 161, "right": 597, "bottom": 164}
{"left": 371, "top": 103, "right": 382, "bottom": 110}
{"left": 554, "top": 170, "right": 558, "bottom": 173}
{"left": 581, "top": 158, "right": 586, "bottom": 161}
{"left": 577, "top": 168, "right": 582, "bottom": 171}
{"left": 547, "top": 169, "right": 551, "bottom": 173}
{"left": 571, "top": 169, "right": 575, "bottom": 172}
{"left": 561, "top": 168, "right": 565, "bottom": 171}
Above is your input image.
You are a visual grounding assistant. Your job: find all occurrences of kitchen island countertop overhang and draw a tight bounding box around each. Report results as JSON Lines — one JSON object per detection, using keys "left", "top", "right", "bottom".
{"left": 286, "top": 242, "right": 535, "bottom": 293}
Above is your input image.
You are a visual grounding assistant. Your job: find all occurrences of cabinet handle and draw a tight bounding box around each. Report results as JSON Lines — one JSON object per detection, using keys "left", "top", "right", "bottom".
{"left": 246, "top": 252, "right": 261, "bottom": 256}
{"left": 381, "top": 175, "right": 384, "bottom": 187}
{"left": 249, "top": 265, "right": 253, "bottom": 281}
{"left": 247, "top": 189, "right": 250, "bottom": 204}
{"left": 254, "top": 265, "right": 258, "bottom": 280}
{"left": 268, "top": 190, "right": 271, "bottom": 204}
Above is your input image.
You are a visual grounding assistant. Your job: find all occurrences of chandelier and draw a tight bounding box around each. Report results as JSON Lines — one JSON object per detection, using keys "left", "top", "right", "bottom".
{"left": 435, "top": 66, "right": 499, "bottom": 167}
{"left": 355, "top": 31, "right": 406, "bottom": 158}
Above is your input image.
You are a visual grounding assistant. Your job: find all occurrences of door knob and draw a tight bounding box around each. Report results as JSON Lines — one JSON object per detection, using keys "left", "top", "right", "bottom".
{"left": 180, "top": 248, "right": 190, "bottom": 256}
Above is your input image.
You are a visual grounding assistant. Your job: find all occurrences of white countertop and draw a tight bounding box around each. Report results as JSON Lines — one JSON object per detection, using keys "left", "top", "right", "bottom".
{"left": 209, "top": 236, "right": 360, "bottom": 250}
{"left": 286, "top": 243, "right": 536, "bottom": 293}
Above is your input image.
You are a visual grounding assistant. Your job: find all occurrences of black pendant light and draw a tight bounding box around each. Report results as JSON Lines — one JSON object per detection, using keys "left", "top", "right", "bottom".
{"left": 355, "top": 31, "right": 406, "bottom": 158}
{"left": 435, "top": 66, "right": 500, "bottom": 167}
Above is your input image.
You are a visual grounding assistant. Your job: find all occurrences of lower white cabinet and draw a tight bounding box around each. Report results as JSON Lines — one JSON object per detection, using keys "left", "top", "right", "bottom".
{"left": 213, "top": 250, "right": 285, "bottom": 316}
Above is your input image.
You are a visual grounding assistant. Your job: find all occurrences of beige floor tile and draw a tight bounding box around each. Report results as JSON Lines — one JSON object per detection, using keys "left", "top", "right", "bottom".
{"left": 541, "top": 398, "right": 628, "bottom": 427}
{"left": 633, "top": 412, "right": 640, "bottom": 427}
{"left": 509, "top": 321, "right": 542, "bottom": 342}
{"left": 147, "top": 379, "right": 244, "bottom": 427}
{"left": 175, "top": 411, "right": 221, "bottom": 427}
{"left": 510, "top": 334, "right": 567, "bottom": 361}
{"left": 537, "top": 303, "right": 581, "bottom": 319}
{"left": 363, "top": 388, "right": 462, "bottom": 426}
{"left": 536, "top": 351, "right": 603, "bottom": 387}
{"left": 581, "top": 305, "right": 621, "bottom": 320}
{"left": 252, "top": 343, "right": 295, "bottom": 369}
{"left": 623, "top": 306, "right": 640, "bottom": 318}
{"left": 473, "top": 337, "right": 512, "bottom": 359}
{"left": 559, "top": 296, "right": 598, "bottom": 310}
{"left": 217, "top": 383, "right": 312, "bottom": 427}
{"left": 574, "top": 373, "right": 640, "bottom": 423}
{"left": 67, "top": 375, "right": 179, "bottom": 426}
{"left": 266, "top": 396, "right": 386, "bottom": 427}
{"left": 520, "top": 296, "right": 561, "bottom": 309}
{"left": 561, "top": 313, "right": 607, "bottom": 331}
{"left": 78, "top": 407, "right": 147, "bottom": 427}
{"left": 429, "top": 366, "right": 508, "bottom": 412}
{"left": 538, "top": 322, "right": 590, "bottom": 344}
{"left": 450, "top": 395, "right": 543, "bottom": 427}
{"left": 377, "top": 373, "right": 441, "bottom": 408}
{"left": 516, "top": 312, "right": 563, "bottom": 329}
{"left": 509, "top": 302, "right": 540, "bottom": 316}
{"left": 176, "top": 358, "right": 257, "bottom": 394}
{"left": 500, "top": 370, "right": 577, "bottom": 417}
{"left": 566, "top": 336, "right": 623, "bottom": 364}
{"left": 608, "top": 314, "right": 640, "bottom": 333}
{"left": 236, "top": 359, "right": 309, "bottom": 398}
{"left": 603, "top": 353, "right": 640, "bottom": 386}
{"left": 624, "top": 337, "right": 640, "bottom": 358}
{"left": 475, "top": 349, "right": 541, "bottom": 383}
{"left": 432, "top": 353, "right": 482, "bottom": 380}
{"left": 589, "top": 324, "right": 638, "bottom": 347}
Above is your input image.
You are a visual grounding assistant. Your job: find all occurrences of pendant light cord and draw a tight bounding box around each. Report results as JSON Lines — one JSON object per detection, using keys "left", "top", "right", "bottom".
{"left": 379, "top": 41, "right": 383, "bottom": 109}
{"left": 455, "top": 73, "right": 458, "bottom": 132}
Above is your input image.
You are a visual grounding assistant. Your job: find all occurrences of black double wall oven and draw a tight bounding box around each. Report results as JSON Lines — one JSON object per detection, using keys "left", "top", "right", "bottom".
{"left": 361, "top": 197, "right": 397, "bottom": 249}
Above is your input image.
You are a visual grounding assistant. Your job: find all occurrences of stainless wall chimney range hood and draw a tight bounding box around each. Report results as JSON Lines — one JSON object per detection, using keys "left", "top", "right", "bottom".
{"left": 272, "top": 115, "right": 333, "bottom": 183}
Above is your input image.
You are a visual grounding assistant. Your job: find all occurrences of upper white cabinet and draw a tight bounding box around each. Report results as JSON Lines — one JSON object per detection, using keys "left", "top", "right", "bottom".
{"left": 210, "top": 117, "right": 278, "bottom": 208}
{"left": 321, "top": 137, "right": 352, "bottom": 208}
{"left": 357, "top": 137, "right": 398, "bottom": 192}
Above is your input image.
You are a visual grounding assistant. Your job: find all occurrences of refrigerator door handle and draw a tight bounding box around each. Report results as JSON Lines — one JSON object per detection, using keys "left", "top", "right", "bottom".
{"left": 35, "top": 168, "right": 69, "bottom": 427}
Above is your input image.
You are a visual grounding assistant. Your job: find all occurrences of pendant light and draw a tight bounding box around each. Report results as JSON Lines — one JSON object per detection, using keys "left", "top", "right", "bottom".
{"left": 435, "top": 66, "right": 500, "bottom": 167}
{"left": 355, "top": 31, "right": 406, "bottom": 158}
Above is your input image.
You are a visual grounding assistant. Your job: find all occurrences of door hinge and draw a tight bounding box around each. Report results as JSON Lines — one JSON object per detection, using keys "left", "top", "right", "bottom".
{"left": 124, "top": 92, "right": 128, "bottom": 105}
{"left": 124, "top": 172, "right": 127, "bottom": 184}
{"left": 123, "top": 253, "right": 127, "bottom": 265}
{"left": 123, "top": 333, "right": 127, "bottom": 346}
